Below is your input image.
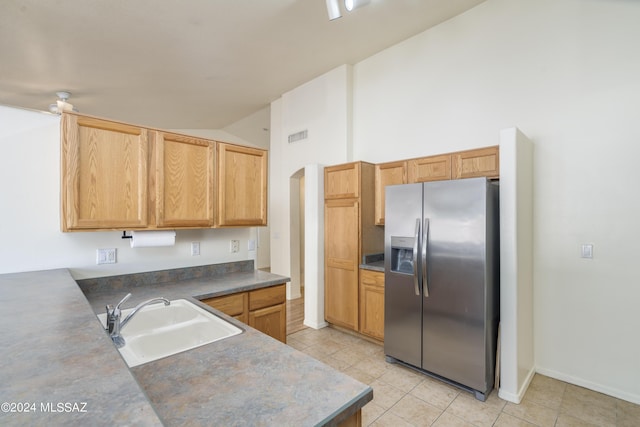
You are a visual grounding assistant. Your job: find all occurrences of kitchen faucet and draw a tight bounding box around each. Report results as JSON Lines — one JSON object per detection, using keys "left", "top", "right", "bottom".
{"left": 105, "top": 293, "right": 170, "bottom": 348}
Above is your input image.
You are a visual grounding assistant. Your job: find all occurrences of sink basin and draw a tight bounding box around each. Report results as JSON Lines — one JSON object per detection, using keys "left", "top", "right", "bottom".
{"left": 97, "top": 299, "right": 242, "bottom": 367}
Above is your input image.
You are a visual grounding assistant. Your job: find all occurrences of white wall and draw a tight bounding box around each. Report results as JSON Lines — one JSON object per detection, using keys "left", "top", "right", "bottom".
{"left": 0, "top": 105, "right": 252, "bottom": 279}
{"left": 349, "top": 0, "right": 640, "bottom": 403}
{"left": 269, "top": 65, "right": 353, "bottom": 290}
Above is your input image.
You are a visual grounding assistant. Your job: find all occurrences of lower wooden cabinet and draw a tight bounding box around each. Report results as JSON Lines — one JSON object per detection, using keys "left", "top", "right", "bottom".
{"left": 203, "top": 292, "right": 248, "bottom": 324}
{"left": 201, "top": 284, "right": 286, "bottom": 343}
{"left": 359, "top": 269, "right": 385, "bottom": 341}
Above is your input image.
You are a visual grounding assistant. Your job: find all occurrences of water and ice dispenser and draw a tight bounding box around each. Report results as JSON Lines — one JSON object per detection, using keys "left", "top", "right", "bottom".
{"left": 390, "top": 236, "right": 415, "bottom": 274}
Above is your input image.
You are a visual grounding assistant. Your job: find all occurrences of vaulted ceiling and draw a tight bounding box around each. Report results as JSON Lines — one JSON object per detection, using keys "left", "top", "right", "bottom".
{"left": 1, "top": 0, "right": 485, "bottom": 129}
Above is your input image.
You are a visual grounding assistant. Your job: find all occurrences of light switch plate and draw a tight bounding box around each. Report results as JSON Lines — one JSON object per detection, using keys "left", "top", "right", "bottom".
{"left": 191, "top": 242, "right": 200, "bottom": 256}
{"left": 581, "top": 244, "right": 593, "bottom": 259}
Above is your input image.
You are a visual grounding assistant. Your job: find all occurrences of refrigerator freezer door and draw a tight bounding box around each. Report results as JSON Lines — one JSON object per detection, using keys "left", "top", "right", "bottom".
{"left": 421, "top": 178, "right": 489, "bottom": 392}
{"left": 384, "top": 183, "right": 423, "bottom": 368}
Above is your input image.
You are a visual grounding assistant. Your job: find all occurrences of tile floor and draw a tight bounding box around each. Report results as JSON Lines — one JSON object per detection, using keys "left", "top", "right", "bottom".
{"left": 287, "top": 326, "right": 640, "bottom": 427}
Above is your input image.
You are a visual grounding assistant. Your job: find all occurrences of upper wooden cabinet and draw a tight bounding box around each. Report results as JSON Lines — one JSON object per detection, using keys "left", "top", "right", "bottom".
{"left": 452, "top": 146, "right": 499, "bottom": 179}
{"left": 155, "top": 132, "right": 215, "bottom": 228}
{"left": 61, "top": 113, "right": 150, "bottom": 231}
{"left": 61, "top": 112, "right": 269, "bottom": 231}
{"left": 374, "top": 161, "right": 407, "bottom": 225}
{"left": 408, "top": 154, "right": 452, "bottom": 183}
{"left": 325, "top": 162, "right": 361, "bottom": 199}
{"left": 371, "top": 146, "right": 499, "bottom": 226}
{"left": 215, "top": 142, "right": 268, "bottom": 227}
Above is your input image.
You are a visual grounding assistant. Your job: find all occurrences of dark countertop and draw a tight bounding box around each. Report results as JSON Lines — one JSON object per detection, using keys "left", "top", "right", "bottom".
{"left": 0, "top": 269, "right": 162, "bottom": 426}
{"left": 79, "top": 266, "right": 290, "bottom": 314}
{"left": 2, "top": 263, "right": 372, "bottom": 426}
{"left": 360, "top": 253, "right": 384, "bottom": 272}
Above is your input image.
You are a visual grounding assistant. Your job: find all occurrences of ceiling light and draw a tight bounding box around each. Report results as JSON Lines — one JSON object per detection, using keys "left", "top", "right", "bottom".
{"left": 344, "top": 0, "right": 371, "bottom": 12}
{"left": 326, "top": 0, "right": 341, "bottom": 20}
{"left": 49, "top": 91, "right": 78, "bottom": 114}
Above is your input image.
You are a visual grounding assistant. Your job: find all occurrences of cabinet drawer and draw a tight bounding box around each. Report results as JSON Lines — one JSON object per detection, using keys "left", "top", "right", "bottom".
{"left": 360, "top": 269, "right": 385, "bottom": 287}
{"left": 202, "top": 293, "right": 247, "bottom": 317}
{"left": 249, "top": 284, "right": 286, "bottom": 311}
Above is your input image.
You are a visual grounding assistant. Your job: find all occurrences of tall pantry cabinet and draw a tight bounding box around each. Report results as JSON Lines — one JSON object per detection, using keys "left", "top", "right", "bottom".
{"left": 324, "top": 162, "right": 383, "bottom": 331}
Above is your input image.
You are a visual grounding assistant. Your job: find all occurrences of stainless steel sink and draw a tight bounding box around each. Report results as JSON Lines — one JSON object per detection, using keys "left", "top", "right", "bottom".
{"left": 97, "top": 299, "right": 242, "bottom": 367}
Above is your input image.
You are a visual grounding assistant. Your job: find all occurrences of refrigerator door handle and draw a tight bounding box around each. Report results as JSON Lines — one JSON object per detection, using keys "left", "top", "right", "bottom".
{"left": 422, "top": 218, "right": 430, "bottom": 298}
{"left": 413, "top": 218, "right": 421, "bottom": 296}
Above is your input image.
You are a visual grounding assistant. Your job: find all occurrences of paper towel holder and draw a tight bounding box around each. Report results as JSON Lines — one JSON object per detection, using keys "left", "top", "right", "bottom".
{"left": 121, "top": 231, "right": 132, "bottom": 240}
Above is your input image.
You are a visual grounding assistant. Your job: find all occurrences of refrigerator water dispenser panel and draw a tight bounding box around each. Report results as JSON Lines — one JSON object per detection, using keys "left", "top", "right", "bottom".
{"left": 390, "top": 236, "right": 415, "bottom": 274}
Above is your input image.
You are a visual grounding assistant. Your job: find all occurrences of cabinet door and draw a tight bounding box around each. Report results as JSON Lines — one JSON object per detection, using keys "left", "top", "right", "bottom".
{"left": 216, "top": 143, "right": 268, "bottom": 226}
{"left": 249, "top": 303, "right": 286, "bottom": 343}
{"left": 324, "top": 199, "right": 360, "bottom": 330}
{"left": 374, "top": 161, "right": 407, "bottom": 225}
{"left": 452, "top": 146, "right": 499, "bottom": 179}
{"left": 325, "top": 162, "right": 361, "bottom": 199}
{"left": 408, "top": 154, "right": 451, "bottom": 183}
{"left": 61, "top": 113, "right": 149, "bottom": 231}
{"left": 359, "top": 269, "right": 385, "bottom": 341}
{"left": 155, "top": 132, "right": 215, "bottom": 228}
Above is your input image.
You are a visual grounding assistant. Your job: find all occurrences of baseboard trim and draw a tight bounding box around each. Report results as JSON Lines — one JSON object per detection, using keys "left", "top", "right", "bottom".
{"left": 535, "top": 366, "right": 640, "bottom": 405}
{"left": 498, "top": 366, "right": 535, "bottom": 404}
{"left": 303, "top": 319, "right": 328, "bottom": 330}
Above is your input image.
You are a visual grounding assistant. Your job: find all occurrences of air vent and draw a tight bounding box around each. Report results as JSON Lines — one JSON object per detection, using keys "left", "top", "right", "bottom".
{"left": 288, "top": 130, "right": 308, "bottom": 144}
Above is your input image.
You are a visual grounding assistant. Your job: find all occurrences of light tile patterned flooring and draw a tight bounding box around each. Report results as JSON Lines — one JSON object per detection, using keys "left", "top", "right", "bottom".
{"left": 286, "top": 323, "right": 640, "bottom": 426}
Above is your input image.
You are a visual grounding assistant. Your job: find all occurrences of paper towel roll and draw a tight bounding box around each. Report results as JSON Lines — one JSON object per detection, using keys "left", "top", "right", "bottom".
{"left": 130, "top": 230, "right": 176, "bottom": 248}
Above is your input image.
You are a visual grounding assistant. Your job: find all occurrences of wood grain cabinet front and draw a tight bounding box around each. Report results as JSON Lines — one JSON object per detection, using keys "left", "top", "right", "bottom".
{"left": 60, "top": 112, "right": 270, "bottom": 231}
{"left": 325, "top": 162, "right": 361, "bottom": 199}
{"left": 216, "top": 142, "right": 268, "bottom": 227}
{"left": 374, "top": 161, "right": 407, "bottom": 225}
{"left": 407, "top": 154, "right": 452, "bottom": 183}
{"left": 359, "top": 269, "right": 385, "bottom": 341}
{"left": 201, "top": 292, "right": 248, "bottom": 324}
{"left": 200, "top": 284, "right": 286, "bottom": 343}
{"left": 61, "top": 113, "right": 150, "bottom": 231}
{"left": 155, "top": 132, "right": 215, "bottom": 228}
{"left": 324, "top": 199, "right": 361, "bottom": 330}
{"left": 248, "top": 284, "right": 286, "bottom": 343}
{"left": 324, "top": 162, "right": 383, "bottom": 333}
{"left": 452, "top": 145, "right": 499, "bottom": 179}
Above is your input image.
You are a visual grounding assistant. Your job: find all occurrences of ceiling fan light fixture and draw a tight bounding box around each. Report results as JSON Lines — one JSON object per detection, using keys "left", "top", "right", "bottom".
{"left": 345, "top": 0, "right": 371, "bottom": 12}
{"left": 48, "top": 91, "right": 78, "bottom": 114}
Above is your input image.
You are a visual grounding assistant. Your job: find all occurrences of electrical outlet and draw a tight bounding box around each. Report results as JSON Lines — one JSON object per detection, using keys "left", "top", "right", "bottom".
{"left": 97, "top": 248, "right": 117, "bottom": 264}
{"left": 191, "top": 241, "right": 200, "bottom": 256}
{"left": 230, "top": 240, "right": 240, "bottom": 253}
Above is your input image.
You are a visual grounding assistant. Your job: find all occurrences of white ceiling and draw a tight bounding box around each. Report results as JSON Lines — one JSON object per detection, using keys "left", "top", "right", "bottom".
{"left": 1, "top": 0, "right": 485, "bottom": 129}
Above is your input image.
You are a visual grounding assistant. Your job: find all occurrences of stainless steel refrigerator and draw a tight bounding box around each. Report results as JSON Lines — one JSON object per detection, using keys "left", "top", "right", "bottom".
{"left": 384, "top": 177, "right": 499, "bottom": 401}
